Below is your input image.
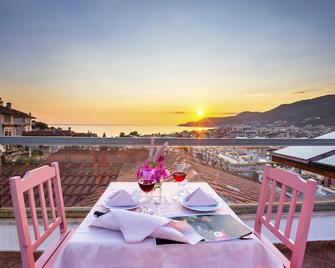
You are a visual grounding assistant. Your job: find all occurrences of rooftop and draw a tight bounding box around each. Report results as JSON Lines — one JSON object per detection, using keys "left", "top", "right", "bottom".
{"left": 2, "top": 145, "right": 335, "bottom": 209}
{"left": 0, "top": 98, "right": 35, "bottom": 119}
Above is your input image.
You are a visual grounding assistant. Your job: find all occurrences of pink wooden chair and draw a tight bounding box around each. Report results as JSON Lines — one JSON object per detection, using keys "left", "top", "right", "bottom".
{"left": 254, "top": 164, "right": 317, "bottom": 268}
{"left": 10, "top": 162, "right": 74, "bottom": 268}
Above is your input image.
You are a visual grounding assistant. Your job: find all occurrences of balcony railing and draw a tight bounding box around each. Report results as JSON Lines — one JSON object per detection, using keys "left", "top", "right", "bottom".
{"left": 2, "top": 123, "right": 29, "bottom": 128}
{"left": 1, "top": 136, "right": 335, "bottom": 146}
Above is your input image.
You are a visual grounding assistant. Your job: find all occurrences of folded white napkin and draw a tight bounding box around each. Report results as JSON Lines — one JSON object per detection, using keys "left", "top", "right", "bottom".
{"left": 90, "top": 210, "right": 203, "bottom": 244}
{"left": 183, "top": 187, "right": 219, "bottom": 207}
{"left": 104, "top": 190, "right": 138, "bottom": 207}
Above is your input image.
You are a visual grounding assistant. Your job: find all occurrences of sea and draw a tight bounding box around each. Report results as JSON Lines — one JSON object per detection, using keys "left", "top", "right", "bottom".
{"left": 50, "top": 124, "right": 210, "bottom": 137}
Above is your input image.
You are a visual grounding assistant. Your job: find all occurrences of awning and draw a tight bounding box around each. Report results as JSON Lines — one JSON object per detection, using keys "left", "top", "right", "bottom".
{"left": 271, "top": 132, "right": 335, "bottom": 178}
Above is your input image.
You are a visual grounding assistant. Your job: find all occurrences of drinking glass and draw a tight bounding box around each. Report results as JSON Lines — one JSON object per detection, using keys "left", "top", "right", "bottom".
{"left": 172, "top": 156, "right": 189, "bottom": 200}
{"left": 138, "top": 171, "right": 156, "bottom": 214}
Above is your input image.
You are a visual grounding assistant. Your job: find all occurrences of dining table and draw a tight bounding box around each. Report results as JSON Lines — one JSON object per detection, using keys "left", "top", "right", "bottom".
{"left": 54, "top": 182, "right": 283, "bottom": 268}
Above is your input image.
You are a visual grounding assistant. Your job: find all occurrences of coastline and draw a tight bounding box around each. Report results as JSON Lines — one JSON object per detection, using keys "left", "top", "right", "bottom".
{"left": 49, "top": 124, "right": 212, "bottom": 137}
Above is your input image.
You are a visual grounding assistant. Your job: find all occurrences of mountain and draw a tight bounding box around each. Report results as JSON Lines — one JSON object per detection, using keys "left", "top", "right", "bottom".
{"left": 179, "top": 95, "right": 335, "bottom": 127}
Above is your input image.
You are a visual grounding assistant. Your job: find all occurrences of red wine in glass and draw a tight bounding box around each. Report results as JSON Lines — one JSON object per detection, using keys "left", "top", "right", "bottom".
{"left": 138, "top": 179, "right": 156, "bottom": 192}
{"left": 173, "top": 171, "right": 187, "bottom": 182}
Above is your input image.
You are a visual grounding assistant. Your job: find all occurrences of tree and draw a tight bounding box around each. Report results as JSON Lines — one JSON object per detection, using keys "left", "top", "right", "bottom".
{"left": 32, "top": 120, "right": 49, "bottom": 130}
{"left": 129, "top": 131, "right": 140, "bottom": 137}
{"left": 102, "top": 132, "right": 106, "bottom": 137}
{"left": 119, "top": 132, "right": 125, "bottom": 137}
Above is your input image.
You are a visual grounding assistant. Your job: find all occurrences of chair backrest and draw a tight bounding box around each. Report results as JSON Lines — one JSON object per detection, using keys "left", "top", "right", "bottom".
{"left": 254, "top": 164, "right": 317, "bottom": 268}
{"left": 10, "top": 162, "right": 68, "bottom": 268}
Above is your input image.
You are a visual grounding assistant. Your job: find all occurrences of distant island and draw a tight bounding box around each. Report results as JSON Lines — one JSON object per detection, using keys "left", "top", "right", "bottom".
{"left": 179, "top": 94, "right": 335, "bottom": 127}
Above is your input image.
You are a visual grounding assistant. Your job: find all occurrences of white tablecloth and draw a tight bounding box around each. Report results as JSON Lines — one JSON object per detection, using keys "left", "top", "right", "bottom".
{"left": 54, "top": 182, "right": 283, "bottom": 268}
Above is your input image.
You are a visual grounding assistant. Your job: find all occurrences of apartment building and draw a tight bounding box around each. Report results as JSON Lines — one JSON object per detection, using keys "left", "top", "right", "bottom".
{"left": 0, "top": 98, "right": 34, "bottom": 136}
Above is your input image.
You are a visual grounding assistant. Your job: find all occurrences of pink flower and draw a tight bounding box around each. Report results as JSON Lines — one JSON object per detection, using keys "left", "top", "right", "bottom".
{"left": 136, "top": 156, "right": 170, "bottom": 181}
{"left": 161, "top": 168, "right": 170, "bottom": 178}
{"left": 154, "top": 168, "right": 161, "bottom": 182}
{"left": 157, "top": 155, "right": 165, "bottom": 163}
{"left": 142, "top": 169, "right": 154, "bottom": 180}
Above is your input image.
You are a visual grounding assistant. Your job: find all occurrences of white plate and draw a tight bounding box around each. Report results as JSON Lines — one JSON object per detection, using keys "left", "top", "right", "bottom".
{"left": 180, "top": 197, "right": 222, "bottom": 212}
{"left": 102, "top": 200, "right": 140, "bottom": 210}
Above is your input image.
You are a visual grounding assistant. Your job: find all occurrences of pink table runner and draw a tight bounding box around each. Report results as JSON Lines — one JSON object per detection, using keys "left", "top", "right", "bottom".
{"left": 54, "top": 182, "right": 283, "bottom": 268}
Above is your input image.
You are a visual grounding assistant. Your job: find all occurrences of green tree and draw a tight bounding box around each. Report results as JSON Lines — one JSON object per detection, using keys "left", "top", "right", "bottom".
{"left": 32, "top": 120, "right": 49, "bottom": 130}
{"left": 129, "top": 131, "right": 140, "bottom": 137}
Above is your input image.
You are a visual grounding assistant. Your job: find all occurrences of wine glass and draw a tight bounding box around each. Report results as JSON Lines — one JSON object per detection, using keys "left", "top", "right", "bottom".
{"left": 138, "top": 170, "right": 156, "bottom": 214}
{"left": 172, "top": 156, "right": 189, "bottom": 200}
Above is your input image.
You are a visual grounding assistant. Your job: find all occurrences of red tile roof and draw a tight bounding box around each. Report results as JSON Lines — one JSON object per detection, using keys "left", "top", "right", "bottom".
{"left": 1, "top": 148, "right": 330, "bottom": 208}
{"left": 0, "top": 164, "right": 117, "bottom": 207}
{"left": 0, "top": 148, "right": 151, "bottom": 207}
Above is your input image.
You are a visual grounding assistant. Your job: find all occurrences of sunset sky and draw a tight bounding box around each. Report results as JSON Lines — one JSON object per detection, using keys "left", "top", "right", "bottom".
{"left": 0, "top": 0, "right": 335, "bottom": 125}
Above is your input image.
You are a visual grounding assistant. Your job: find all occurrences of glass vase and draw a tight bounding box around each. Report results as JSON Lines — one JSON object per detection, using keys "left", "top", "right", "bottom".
{"left": 153, "top": 178, "right": 162, "bottom": 205}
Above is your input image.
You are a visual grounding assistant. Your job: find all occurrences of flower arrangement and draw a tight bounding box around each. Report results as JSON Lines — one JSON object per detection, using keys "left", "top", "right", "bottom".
{"left": 136, "top": 138, "right": 170, "bottom": 182}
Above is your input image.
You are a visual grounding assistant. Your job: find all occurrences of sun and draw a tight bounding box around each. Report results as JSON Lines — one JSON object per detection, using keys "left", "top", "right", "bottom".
{"left": 197, "top": 109, "right": 204, "bottom": 117}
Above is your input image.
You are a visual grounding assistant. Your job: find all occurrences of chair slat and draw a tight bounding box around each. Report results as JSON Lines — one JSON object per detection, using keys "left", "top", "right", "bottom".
{"left": 10, "top": 177, "right": 35, "bottom": 268}
{"left": 291, "top": 180, "right": 317, "bottom": 268}
{"left": 275, "top": 184, "right": 286, "bottom": 229}
{"left": 52, "top": 162, "right": 68, "bottom": 233}
{"left": 38, "top": 183, "right": 49, "bottom": 231}
{"left": 27, "top": 188, "right": 40, "bottom": 240}
{"left": 285, "top": 188, "right": 298, "bottom": 238}
{"left": 254, "top": 165, "right": 271, "bottom": 233}
{"left": 47, "top": 179, "right": 56, "bottom": 222}
{"left": 266, "top": 179, "right": 277, "bottom": 223}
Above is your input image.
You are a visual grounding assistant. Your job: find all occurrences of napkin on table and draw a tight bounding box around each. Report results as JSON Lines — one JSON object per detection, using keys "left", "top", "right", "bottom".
{"left": 104, "top": 189, "right": 138, "bottom": 207}
{"left": 183, "top": 187, "right": 219, "bottom": 207}
{"left": 90, "top": 209, "right": 203, "bottom": 245}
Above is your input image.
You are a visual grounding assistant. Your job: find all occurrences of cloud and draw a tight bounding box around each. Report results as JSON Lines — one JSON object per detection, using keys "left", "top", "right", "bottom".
{"left": 292, "top": 88, "right": 319, "bottom": 94}
{"left": 171, "top": 111, "right": 186, "bottom": 114}
{"left": 210, "top": 112, "right": 237, "bottom": 117}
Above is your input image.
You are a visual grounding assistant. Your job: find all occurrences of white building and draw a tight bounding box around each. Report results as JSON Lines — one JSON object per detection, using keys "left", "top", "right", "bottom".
{"left": 0, "top": 98, "right": 34, "bottom": 136}
{"left": 190, "top": 146, "right": 270, "bottom": 175}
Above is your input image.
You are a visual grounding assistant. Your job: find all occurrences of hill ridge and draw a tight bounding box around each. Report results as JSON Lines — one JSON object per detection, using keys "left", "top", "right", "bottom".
{"left": 179, "top": 94, "right": 335, "bottom": 127}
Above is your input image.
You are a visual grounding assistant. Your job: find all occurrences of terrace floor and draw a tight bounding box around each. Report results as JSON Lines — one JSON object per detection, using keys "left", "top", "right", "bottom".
{"left": 276, "top": 240, "right": 335, "bottom": 267}
{"left": 0, "top": 240, "right": 334, "bottom": 268}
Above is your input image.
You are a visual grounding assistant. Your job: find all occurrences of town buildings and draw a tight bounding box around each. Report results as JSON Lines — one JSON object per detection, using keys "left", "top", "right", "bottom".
{"left": 190, "top": 146, "right": 271, "bottom": 181}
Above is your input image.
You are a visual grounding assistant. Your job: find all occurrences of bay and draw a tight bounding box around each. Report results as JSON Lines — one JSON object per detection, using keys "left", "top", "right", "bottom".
{"left": 50, "top": 124, "right": 210, "bottom": 137}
